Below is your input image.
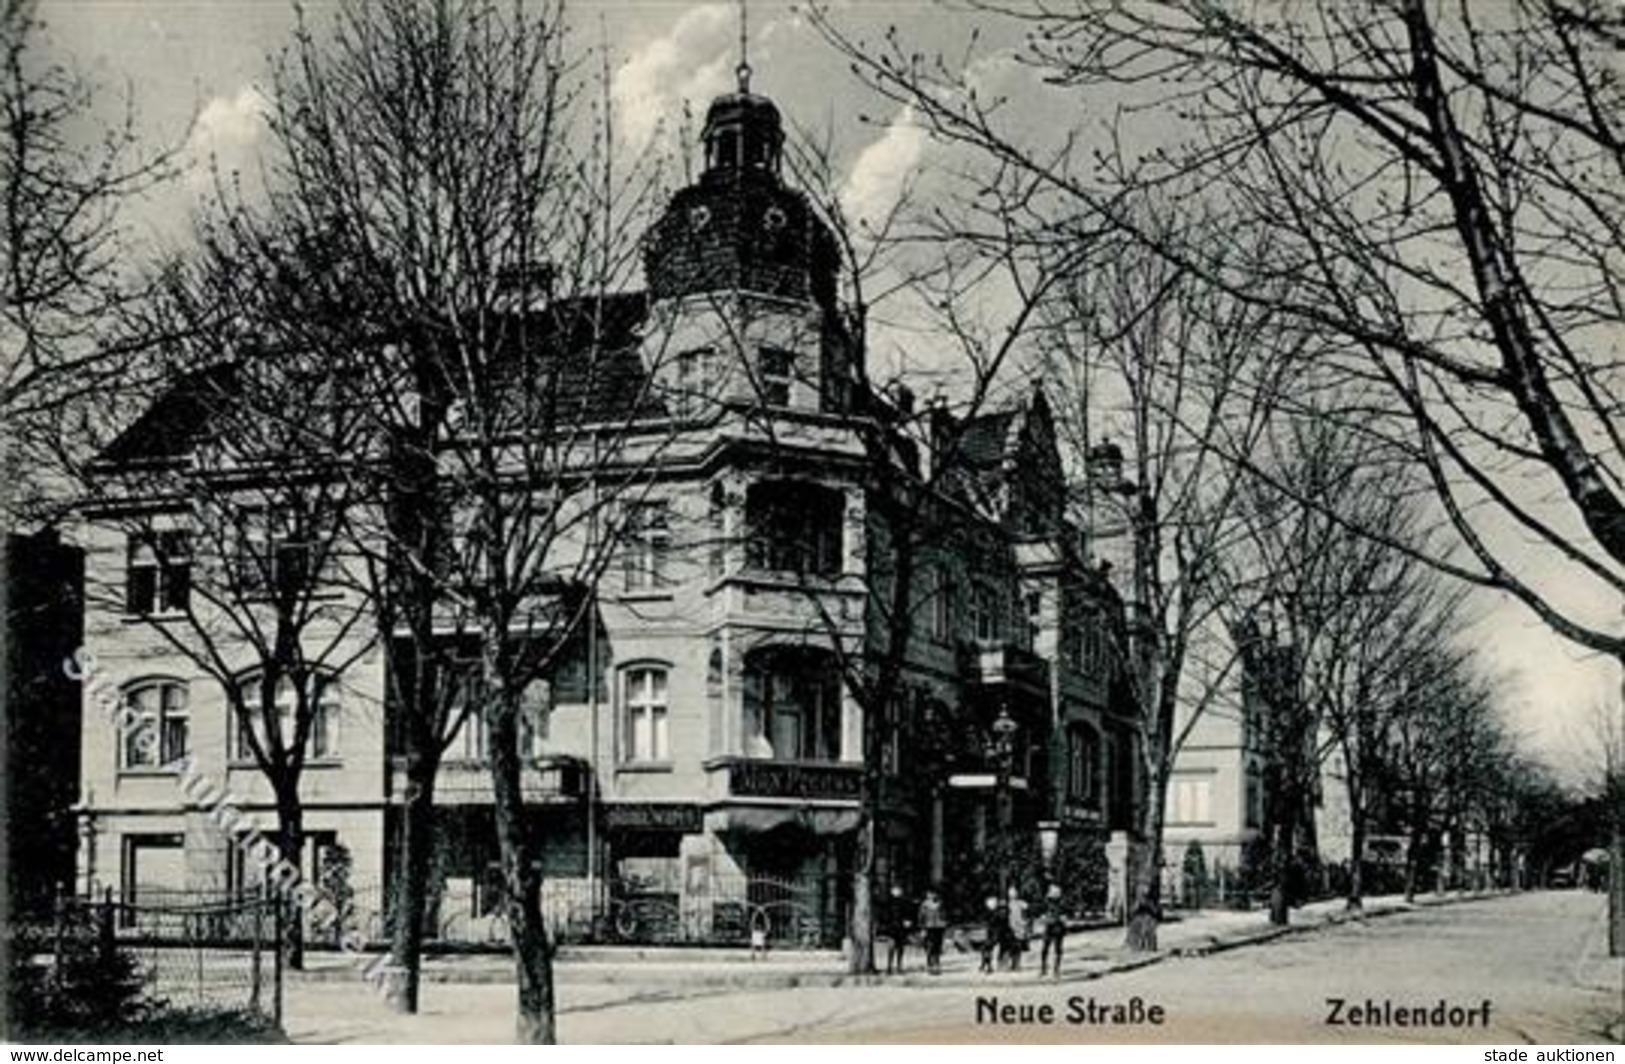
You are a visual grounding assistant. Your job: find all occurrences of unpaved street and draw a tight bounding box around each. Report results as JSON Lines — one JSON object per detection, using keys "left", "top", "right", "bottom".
{"left": 283, "top": 891, "right": 1621, "bottom": 1044}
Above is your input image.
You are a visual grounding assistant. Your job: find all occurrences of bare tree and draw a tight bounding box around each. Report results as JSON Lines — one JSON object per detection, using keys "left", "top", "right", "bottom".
{"left": 772, "top": 123, "right": 1110, "bottom": 971}
{"left": 200, "top": 0, "right": 670, "bottom": 1041}
{"left": 1217, "top": 409, "right": 1467, "bottom": 917}
{"left": 814, "top": 0, "right": 1623, "bottom": 662}
{"left": 1, "top": 0, "right": 174, "bottom": 521}
{"left": 80, "top": 259, "right": 380, "bottom": 969}
{"left": 1040, "top": 210, "right": 1300, "bottom": 950}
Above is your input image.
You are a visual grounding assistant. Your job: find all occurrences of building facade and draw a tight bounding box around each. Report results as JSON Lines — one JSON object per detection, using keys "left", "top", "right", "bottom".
{"left": 72, "top": 74, "right": 1135, "bottom": 944}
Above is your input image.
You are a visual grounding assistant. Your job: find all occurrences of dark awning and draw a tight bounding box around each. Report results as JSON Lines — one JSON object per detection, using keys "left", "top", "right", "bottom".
{"left": 705, "top": 804, "right": 860, "bottom": 837}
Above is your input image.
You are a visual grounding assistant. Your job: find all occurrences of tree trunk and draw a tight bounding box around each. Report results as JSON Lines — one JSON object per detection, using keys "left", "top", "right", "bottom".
{"left": 848, "top": 814, "right": 876, "bottom": 974}
{"left": 1124, "top": 754, "right": 1166, "bottom": 951}
{"left": 487, "top": 699, "right": 554, "bottom": 1044}
{"left": 386, "top": 753, "right": 438, "bottom": 1014}
{"left": 273, "top": 786, "right": 305, "bottom": 971}
{"left": 1346, "top": 789, "right": 1366, "bottom": 913}
{"left": 1268, "top": 816, "right": 1291, "bottom": 926}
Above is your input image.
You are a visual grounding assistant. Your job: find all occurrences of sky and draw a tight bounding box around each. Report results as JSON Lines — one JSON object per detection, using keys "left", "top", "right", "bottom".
{"left": 32, "top": 0, "right": 1623, "bottom": 778}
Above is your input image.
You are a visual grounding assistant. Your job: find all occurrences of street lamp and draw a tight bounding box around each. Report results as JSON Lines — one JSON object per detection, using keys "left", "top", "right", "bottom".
{"left": 989, "top": 706, "right": 1018, "bottom": 895}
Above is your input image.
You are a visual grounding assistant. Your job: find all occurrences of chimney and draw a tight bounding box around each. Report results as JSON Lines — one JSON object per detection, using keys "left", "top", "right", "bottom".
{"left": 1086, "top": 438, "right": 1125, "bottom": 493}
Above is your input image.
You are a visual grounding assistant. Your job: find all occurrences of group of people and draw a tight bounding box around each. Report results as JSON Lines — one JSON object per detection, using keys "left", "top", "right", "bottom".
{"left": 877, "top": 882, "right": 1068, "bottom": 978}
{"left": 880, "top": 884, "right": 950, "bottom": 974}
{"left": 977, "top": 884, "right": 1066, "bottom": 977}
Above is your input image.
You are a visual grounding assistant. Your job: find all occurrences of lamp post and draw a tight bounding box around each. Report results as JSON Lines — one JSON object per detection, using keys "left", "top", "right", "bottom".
{"left": 990, "top": 706, "right": 1019, "bottom": 895}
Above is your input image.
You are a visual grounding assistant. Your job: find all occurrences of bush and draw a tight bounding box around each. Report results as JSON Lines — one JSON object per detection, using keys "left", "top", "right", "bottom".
{"left": 1053, "top": 830, "right": 1110, "bottom": 915}
{"left": 942, "top": 830, "right": 1046, "bottom": 921}
{"left": 7, "top": 916, "right": 162, "bottom": 1038}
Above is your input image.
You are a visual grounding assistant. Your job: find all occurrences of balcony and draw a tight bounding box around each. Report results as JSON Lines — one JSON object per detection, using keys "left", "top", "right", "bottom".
{"left": 703, "top": 756, "right": 862, "bottom": 802}
{"left": 959, "top": 639, "right": 1050, "bottom": 696}
{"left": 389, "top": 755, "right": 587, "bottom": 806}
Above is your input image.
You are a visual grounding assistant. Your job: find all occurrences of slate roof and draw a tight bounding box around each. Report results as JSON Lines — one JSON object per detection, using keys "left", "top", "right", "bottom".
{"left": 98, "top": 292, "right": 661, "bottom": 467}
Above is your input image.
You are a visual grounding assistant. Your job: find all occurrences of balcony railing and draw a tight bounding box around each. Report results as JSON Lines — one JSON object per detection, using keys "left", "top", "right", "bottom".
{"left": 960, "top": 639, "right": 1050, "bottom": 693}
{"left": 389, "top": 755, "right": 586, "bottom": 804}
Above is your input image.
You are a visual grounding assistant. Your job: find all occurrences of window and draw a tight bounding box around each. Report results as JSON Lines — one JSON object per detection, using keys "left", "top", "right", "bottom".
{"left": 670, "top": 347, "right": 713, "bottom": 417}
{"left": 745, "top": 481, "right": 842, "bottom": 576}
{"left": 742, "top": 649, "right": 841, "bottom": 762}
{"left": 234, "top": 506, "right": 333, "bottom": 598}
{"left": 234, "top": 673, "right": 341, "bottom": 762}
{"left": 126, "top": 532, "right": 190, "bottom": 615}
{"left": 1245, "top": 766, "right": 1264, "bottom": 829}
{"left": 1169, "top": 777, "right": 1213, "bottom": 825}
{"left": 122, "top": 833, "right": 185, "bottom": 918}
{"left": 622, "top": 502, "right": 671, "bottom": 592}
{"left": 624, "top": 667, "right": 669, "bottom": 764}
{"left": 1024, "top": 591, "right": 1043, "bottom": 650}
{"left": 928, "top": 566, "right": 953, "bottom": 643}
{"left": 122, "top": 680, "right": 189, "bottom": 770}
{"left": 757, "top": 347, "right": 794, "bottom": 407}
{"left": 707, "top": 482, "right": 726, "bottom": 578}
{"left": 455, "top": 675, "right": 549, "bottom": 762}
{"left": 1067, "top": 724, "right": 1100, "bottom": 805}
{"left": 971, "top": 582, "right": 1001, "bottom": 642}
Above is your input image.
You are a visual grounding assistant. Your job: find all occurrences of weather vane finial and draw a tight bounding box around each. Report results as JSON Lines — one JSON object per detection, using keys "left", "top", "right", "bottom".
{"left": 736, "top": 0, "right": 752, "bottom": 93}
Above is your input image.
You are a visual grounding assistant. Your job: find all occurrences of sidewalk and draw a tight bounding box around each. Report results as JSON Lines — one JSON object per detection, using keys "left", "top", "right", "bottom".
{"left": 291, "top": 890, "right": 1509, "bottom": 991}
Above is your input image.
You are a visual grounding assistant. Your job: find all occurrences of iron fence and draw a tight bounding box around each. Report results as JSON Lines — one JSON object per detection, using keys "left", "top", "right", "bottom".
{"left": 13, "top": 888, "right": 281, "bottom": 1023}
{"left": 340, "top": 873, "right": 840, "bottom": 950}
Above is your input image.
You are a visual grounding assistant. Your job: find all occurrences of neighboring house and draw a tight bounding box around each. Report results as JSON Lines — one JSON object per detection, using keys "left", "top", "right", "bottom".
{"left": 3, "top": 529, "right": 85, "bottom": 916}
{"left": 1160, "top": 662, "right": 1267, "bottom": 901}
{"left": 71, "top": 71, "right": 1134, "bottom": 941}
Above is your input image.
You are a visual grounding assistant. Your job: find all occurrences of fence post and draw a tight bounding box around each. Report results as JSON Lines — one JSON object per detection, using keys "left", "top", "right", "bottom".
{"left": 272, "top": 890, "right": 285, "bottom": 1027}
{"left": 251, "top": 885, "right": 264, "bottom": 1016}
{"left": 98, "top": 886, "right": 115, "bottom": 966}
{"left": 50, "top": 881, "right": 67, "bottom": 1006}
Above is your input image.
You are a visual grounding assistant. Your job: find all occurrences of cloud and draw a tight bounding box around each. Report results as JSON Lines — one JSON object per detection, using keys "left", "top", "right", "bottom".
{"left": 612, "top": 5, "right": 736, "bottom": 152}
{"left": 839, "top": 105, "right": 927, "bottom": 232}
{"left": 183, "top": 85, "right": 268, "bottom": 190}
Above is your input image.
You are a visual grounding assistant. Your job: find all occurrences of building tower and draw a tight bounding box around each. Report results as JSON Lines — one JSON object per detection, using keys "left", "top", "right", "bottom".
{"left": 639, "top": 60, "right": 854, "bottom": 416}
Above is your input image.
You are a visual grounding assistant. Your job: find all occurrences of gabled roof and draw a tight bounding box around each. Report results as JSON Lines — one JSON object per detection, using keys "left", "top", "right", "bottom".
{"left": 99, "top": 362, "right": 239, "bottom": 466}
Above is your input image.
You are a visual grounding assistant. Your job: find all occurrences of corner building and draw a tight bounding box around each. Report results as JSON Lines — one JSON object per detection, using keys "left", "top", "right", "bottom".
{"left": 75, "top": 74, "right": 1136, "bottom": 945}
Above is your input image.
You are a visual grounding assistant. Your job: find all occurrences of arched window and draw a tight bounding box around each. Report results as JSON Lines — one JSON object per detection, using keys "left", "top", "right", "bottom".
{"left": 233, "top": 673, "right": 342, "bottom": 762}
{"left": 1067, "top": 723, "right": 1101, "bottom": 806}
{"left": 121, "top": 679, "right": 189, "bottom": 770}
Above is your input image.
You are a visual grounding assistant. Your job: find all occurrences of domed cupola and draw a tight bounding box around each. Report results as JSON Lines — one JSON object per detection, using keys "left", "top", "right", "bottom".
{"left": 642, "top": 62, "right": 838, "bottom": 310}
{"left": 700, "top": 63, "right": 785, "bottom": 181}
